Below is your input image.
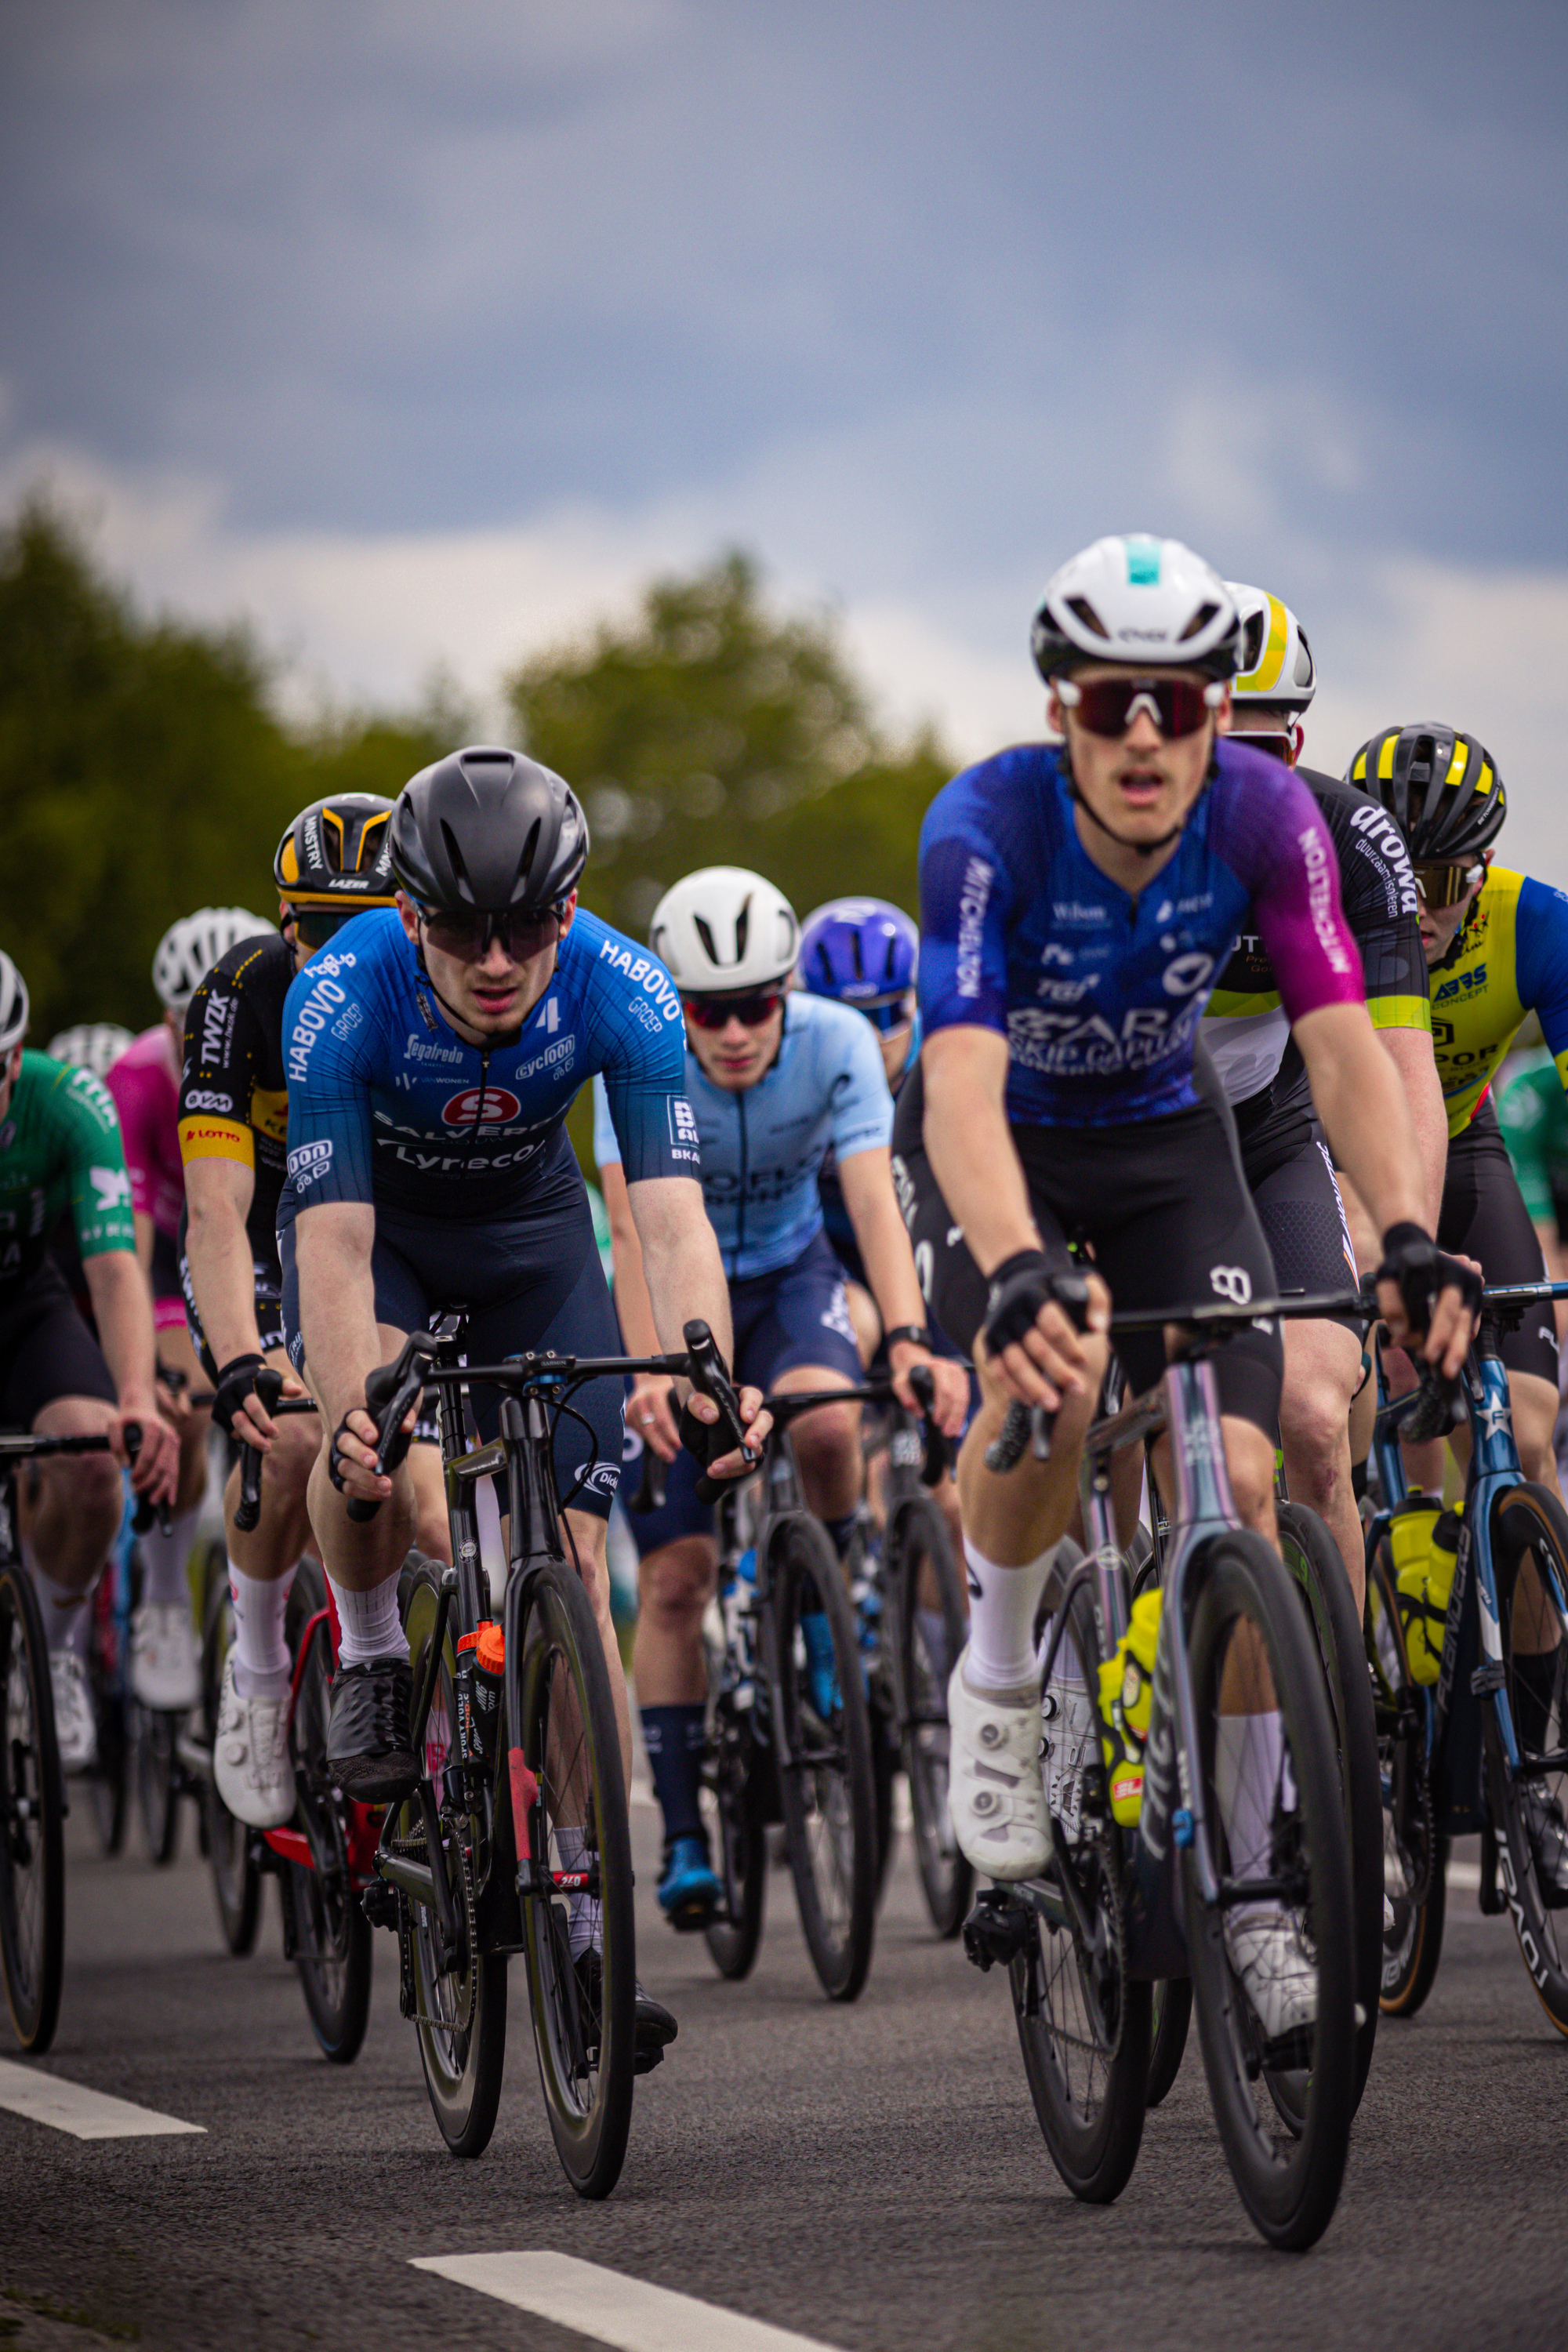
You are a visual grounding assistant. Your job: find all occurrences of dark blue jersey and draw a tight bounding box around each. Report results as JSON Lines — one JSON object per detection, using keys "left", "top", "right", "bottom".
{"left": 280, "top": 906, "right": 698, "bottom": 1226}
{"left": 917, "top": 739, "right": 1364, "bottom": 1127}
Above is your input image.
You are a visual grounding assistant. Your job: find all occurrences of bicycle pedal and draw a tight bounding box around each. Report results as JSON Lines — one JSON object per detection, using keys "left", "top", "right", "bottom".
{"left": 962, "top": 1888, "right": 1032, "bottom": 1973}
{"left": 361, "top": 1878, "right": 400, "bottom": 1929}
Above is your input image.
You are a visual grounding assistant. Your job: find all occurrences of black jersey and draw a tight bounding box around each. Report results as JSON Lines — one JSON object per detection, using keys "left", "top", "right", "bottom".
{"left": 177, "top": 932, "right": 292, "bottom": 1270}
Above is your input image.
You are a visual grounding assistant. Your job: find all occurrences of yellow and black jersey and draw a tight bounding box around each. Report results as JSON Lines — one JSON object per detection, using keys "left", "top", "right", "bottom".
{"left": 1428, "top": 866, "right": 1568, "bottom": 1138}
{"left": 178, "top": 932, "right": 292, "bottom": 1262}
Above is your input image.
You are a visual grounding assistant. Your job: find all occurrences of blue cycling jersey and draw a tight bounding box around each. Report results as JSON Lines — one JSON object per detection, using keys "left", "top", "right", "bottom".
{"left": 280, "top": 906, "right": 699, "bottom": 1224}
{"left": 593, "top": 989, "right": 892, "bottom": 1280}
{"left": 918, "top": 739, "right": 1364, "bottom": 1127}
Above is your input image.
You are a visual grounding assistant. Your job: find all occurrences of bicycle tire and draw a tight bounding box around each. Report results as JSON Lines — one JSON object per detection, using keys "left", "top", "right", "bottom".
{"left": 0, "top": 1565, "right": 64, "bottom": 2053}
{"left": 702, "top": 1692, "right": 766, "bottom": 1980}
{"left": 1276, "top": 1502, "right": 1381, "bottom": 2113}
{"left": 1011, "top": 1577, "right": 1150, "bottom": 2202}
{"left": 133, "top": 1702, "right": 180, "bottom": 1864}
{"left": 200, "top": 1572, "right": 260, "bottom": 1957}
{"left": 766, "top": 1512, "right": 878, "bottom": 2002}
{"left": 1486, "top": 1481, "right": 1568, "bottom": 2034}
{"left": 287, "top": 1563, "right": 372, "bottom": 2063}
{"left": 1145, "top": 1976, "right": 1192, "bottom": 2108}
{"left": 87, "top": 1581, "right": 129, "bottom": 1857}
{"left": 1183, "top": 1530, "right": 1356, "bottom": 2252}
{"left": 397, "top": 1562, "right": 506, "bottom": 2157}
{"left": 1364, "top": 1534, "right": 1446, "bottom": 2017}
{"left": 888, "top": 1494, "right": 972, "bottom": 1939}
{"left": 516, "top": 1556, "right": 637, "bottom": 2198}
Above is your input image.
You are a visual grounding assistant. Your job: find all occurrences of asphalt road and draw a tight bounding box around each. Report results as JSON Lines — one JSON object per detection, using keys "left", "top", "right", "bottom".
{"left": 1, "top": 1798, "right": 1565, "bottom": 2352}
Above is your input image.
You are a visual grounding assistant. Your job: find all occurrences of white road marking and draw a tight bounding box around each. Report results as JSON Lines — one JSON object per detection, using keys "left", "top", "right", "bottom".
{"left": 0, "top": 2061, "right": 205, "bottom": 2140}
{"left": 412, "top": 2252, "right": 844, "bottom": 2352}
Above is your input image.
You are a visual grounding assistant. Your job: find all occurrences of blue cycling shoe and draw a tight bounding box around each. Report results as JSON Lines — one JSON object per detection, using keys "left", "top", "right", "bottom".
{"left": 657, "top": 1834, "right": 722, "bottom": 1931}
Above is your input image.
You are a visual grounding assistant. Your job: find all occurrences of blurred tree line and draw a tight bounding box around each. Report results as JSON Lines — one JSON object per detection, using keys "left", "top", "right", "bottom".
{"left": 1, "top": 510, "right": 957, "bottom": 1064}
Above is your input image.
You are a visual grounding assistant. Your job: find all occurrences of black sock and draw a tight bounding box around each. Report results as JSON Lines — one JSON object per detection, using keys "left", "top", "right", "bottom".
{"left": 641, "top": 1703, "right": 706, "bottom": 1846}
{"left": 1512, "top": 1647, "right": 1560, "bottom": 1758}
{"left": 823, "top": 1510, "right": 859, "bottom": 1562}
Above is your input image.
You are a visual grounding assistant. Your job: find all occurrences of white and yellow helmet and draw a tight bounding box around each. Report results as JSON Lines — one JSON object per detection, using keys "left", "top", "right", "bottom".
{"left": 1226, "top": 583, "right": 1317, "bottom": 713}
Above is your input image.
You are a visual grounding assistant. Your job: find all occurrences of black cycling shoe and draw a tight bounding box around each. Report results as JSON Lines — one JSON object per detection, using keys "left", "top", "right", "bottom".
{"left": 325, "top": 1657, "right": 418, "bottom": 1803}
{"left": 572, "top": 1947, "right": 680, "bottom": 2075}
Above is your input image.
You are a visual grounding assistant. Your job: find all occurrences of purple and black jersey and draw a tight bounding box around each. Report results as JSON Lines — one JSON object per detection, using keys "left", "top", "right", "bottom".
{"left": 917, "top": 738, "right": 1365, "bottom": 1127}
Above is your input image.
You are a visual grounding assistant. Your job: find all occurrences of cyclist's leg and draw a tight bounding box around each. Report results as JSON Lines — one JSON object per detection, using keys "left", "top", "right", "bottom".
{"left": 623, "top": 1441, "right": 720, "bottom": 1917}
{"left": 130, "top": 1312, "right": 212, "bottom": 1707}
{"left": 733, "top": 1235, "right": 868, "bottom": 1558}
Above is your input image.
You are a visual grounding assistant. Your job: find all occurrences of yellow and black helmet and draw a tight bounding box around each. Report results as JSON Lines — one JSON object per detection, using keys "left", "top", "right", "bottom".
{"left": 1347, "top": 724, "right": 1506, "bottom": 862}
{"left": 274, "top": 793, "right": 397, "bottom": 911}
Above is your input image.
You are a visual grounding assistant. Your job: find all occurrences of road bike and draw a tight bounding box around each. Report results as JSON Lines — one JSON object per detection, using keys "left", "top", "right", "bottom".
{"left": 1366, "top": 1279, "right": 1568, "bottom": 2032}
{"left": 964, "top": 1294, "right": 1361, "bottom": 2251}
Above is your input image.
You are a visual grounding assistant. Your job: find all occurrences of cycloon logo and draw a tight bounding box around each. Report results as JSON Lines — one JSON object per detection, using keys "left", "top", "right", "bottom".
{"left": 441, "top": 1086, "right": 523, "bottom": 1128}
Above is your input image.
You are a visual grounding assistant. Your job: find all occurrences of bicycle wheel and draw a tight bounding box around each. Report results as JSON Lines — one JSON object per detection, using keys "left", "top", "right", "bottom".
{"left": 0, "top": 1566, "right": 64, "bottom": 2053}
{"left": 1145, "top": 1976, "right": 1192, "bottom": 2108}
{"left": 1011, "top": 1577, "right": 1150, "bottom": 2202}
{"left": 1276, "top": 1502, "right": 1381, "bottom": 2113}
{"left": 1487, "top": 1481, "right": 1568, "bottom": 2033}
{"left": 766, "top": 1512, "right": 877, "bottom": 2002}
{"left": 133, "top": 1702, "right": 180, "bottom": 1864}
{"left": 397, "top": 1562, "right": 507, "bottom": 2158}
{"left": 516, "top": 1557, "right": 637, "bottom": 2199}
{"left": 701, "top": 1690, "right": 766, "bottom": 1980}
{"left": 1183, "top": 1530, "right": 1356, "bottom": 2252}
{"left": 1364, "top": 1534, "right": 1446, "bottom": 2017}
{"left": 199, "top": 1572, "right": 260, "bottom": 1955}
{"left": 287, "top": 1562, "right": 372, "bottom": 2063}
{"left": 888, "top": 1494, "right": 972, "bottom": 1939}
{"left": 86, "top": 1581, "right": 129, "bottom": 1857}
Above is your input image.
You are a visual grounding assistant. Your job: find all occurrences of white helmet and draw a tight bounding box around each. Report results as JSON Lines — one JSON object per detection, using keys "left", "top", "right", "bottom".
{"left": 48, "top": 1023, "right": 134, "bottom": 1079}
{"left": 648, "top": 868, "right": 800, "bottom": 995}
{"left": 152, "top": 908, "right": 272, "bottom": 1014}
{"left": 0, "top": 953, "right": 28, "bottom": 1055}
{"left": 1031, "top": 535, "right": 1243, "bottom": 683}
{"left": 1225, "top": 583, "right": 1317, "bottom": 713}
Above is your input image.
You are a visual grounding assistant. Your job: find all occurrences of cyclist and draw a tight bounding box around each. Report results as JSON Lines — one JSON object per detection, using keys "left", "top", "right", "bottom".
{"left": 594, "top": 868, "right": 968, "bottom": 1930}
{"left": 107, "top": 910, "right": 269, "bottom": 1709}
{"left": 1353, "top": 724, "right": 1567, "bottom": 1500}
{"left": 279, "top": 746, "right": 771, "bottom": 2063}
{"left": 895, "top": 535, "right": 1475, "bottom": 2034}
{"left": 1199, "top": 586, "right": 1446, "bottom": 1599}
{"left": 0, "top": 952, "right": 177, "bottom": 1765}
{"left": 180, "top": 797, "right": 443, "bottom": 1828}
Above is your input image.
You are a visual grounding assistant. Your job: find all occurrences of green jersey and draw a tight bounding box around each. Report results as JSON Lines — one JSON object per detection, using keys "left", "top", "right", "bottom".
{"left": 0, "top": 1051, "right": 136, "bottom": 1291}
{"left": 1496, "top": 1049, "right": 1568, "bottom": 1229}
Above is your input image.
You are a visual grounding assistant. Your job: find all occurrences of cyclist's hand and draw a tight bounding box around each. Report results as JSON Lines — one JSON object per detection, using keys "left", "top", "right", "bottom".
{"left": 328, "top": 1396, "right": 419, "bottom": 1504}
{"left": 888, "top": 1341, "right": 968, "bottom": 1437}
{"left": 114, "top": 1397, "right": 179, "bottom": 1503}
{"left": 978, "top": 1251, "right": 1109, "bottom": 1409}
{"left": 626, "top": 1374, "right": 680, "bottom": 1464}
{"left": 212, "top": 1352, "right": 293, "bottom": 1452}
{"left": 682, "top": 1383, "right": 771, "bottom": 1482}
{"left": 1376, "top": 1224, "right": 1481, "bottom": 1380}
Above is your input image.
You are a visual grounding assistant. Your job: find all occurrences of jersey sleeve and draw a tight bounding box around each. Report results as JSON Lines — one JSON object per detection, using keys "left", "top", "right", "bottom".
{"left": 590, "top": 1073, "right": 622, "bottom": 1170}
{"left": 824, "top": 1004, "right": 895, "bottom": 1163}
{"left": 281, "top": 950, "right": 379, "bottom": 1207}
{"left": 1515, "top": 877, "right": 1568, "bottom": 1095}
{"left": 56, "top": 1066, "right": 136, "bottom": 1261}
{"left": 584, "top": 945, "right": 702, "bottom": 1184}
{"left": 180, "top": 960, "right": 267, "bottom": 1174}
{"left": 1238, "top": 768, "right": 1367, "bottom": 1024}
{"left": 916, "top": 777, "right": 1014, "bottom": 1040}
{"left": 1330, "top": 800, "right": 1430, "bottom": 1034}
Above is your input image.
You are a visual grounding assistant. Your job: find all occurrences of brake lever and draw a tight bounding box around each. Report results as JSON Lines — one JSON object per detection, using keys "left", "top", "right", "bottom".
{"left": 122, "top": 1422, "right": 172, "bottom": 1537}
{"left": 683, "top": 1318, "right": 757, "bottom": 1503}
{"left": 906, "top": 1363, "right": 949, "bottom": 1488}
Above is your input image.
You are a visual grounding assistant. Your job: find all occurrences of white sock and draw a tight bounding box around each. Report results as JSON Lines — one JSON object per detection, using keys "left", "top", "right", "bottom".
{"left": 139, "top": 1507, "right": 202, "bottom": 1609}
{"left": 963, "top": 1538, "right": 1054, "bottom": 1695}
{"left": 32, "top": 1566, "right": 92, "bottom": 1660}
{"left": 556, "top": 1827, "right": 601, "bottom": 1959}
{"left": 230, "top": 1559, "right": 296, "bottom": 1699}
{"left": 326, "top": 1573, "right": 408, "bottom": 1668}
{"left": 1216, "top": 1711, "right": 1292, "bottom": 1927}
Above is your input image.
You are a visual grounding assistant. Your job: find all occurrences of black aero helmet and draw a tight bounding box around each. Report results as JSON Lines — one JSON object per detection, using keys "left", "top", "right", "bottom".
{"left": 1347, "top": 723, "right": 1506, "bottom": 862}
{"left": 274, "top": 793, "right": 397, "bottom": 909}
{"left": 390, "top": 746, "right": 589, "bottom": 914}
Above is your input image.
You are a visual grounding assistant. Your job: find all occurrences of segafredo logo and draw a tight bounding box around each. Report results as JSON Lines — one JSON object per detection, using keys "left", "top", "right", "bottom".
{"left": 441, "top": 1085, "right": 524, "bottom": 1128}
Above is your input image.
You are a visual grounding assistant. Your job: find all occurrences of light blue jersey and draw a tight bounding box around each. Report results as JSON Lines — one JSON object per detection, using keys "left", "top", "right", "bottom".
{"left": 593, "top": 989, "right": 893, "bottom": 1279}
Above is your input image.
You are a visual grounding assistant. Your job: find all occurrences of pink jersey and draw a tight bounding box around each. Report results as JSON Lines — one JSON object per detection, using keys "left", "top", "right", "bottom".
{"left": 106, "top": 1023, "right": 184, "bottom": 1240}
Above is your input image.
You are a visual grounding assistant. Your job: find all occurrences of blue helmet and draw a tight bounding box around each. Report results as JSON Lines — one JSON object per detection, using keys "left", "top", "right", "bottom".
{"left": 797, "top": 898, "right": 918, "bottom": 1032}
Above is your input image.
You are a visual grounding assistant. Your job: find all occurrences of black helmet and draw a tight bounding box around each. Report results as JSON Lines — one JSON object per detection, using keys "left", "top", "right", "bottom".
{"left": 274, "top": 793, "right": 397, "bottom": 909}
{"left": 390, "top": 746, "right": 589, "bottom": 914}
{"left": 1347, "top": 723, "right": 1506, "bottom": 862}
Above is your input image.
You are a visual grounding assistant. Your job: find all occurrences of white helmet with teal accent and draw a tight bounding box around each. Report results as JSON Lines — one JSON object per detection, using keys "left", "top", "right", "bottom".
{"left": 1031, "top": 535, "right": 1243, "bottom": 683}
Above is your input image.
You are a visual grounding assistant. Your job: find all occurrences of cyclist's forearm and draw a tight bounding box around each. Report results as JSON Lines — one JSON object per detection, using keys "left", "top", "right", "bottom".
{"left": 1298, "top": 1003, "right": 1427, "bottom": 1238}
{"left": 922, "top": 1029, "right": 1040, "bottom": 1275}
{"left": 185, "top": 1189, "right": 267, "bottom": 1367}
{"left": 293, "top": 1203, "right": 384, "bottom": 1428}
{"left": 629, "top": 1177, "right": 735, "bottom": 1363}
{"left": 837, "top": 1148, "right": 927, "bottom": 1330}
{"left": 132, "top": 1209, "right": 156, "bottom": 1279}
{"left": 1378, "top": 1023, "right": 1448, "bottom": 1228}
{"left": 82, "top": 1248, "right": 160, "bottom": 1411}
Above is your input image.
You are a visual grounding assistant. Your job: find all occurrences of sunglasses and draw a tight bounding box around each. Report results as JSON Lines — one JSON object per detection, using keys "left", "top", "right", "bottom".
{"left": 1056, "top": 674, "right": 1226, "bottom": 740}
{"left": 291, "top": 904, "right": 380, "bottom": 952}
{"left": 682, "top": 990, "right": 783, "bottom": 1031}
{"left": 1414, "top": 862, "right": 1483, "bottom": 910}
{"left": 1229, "top": 729, "right": 1295, "bottom": 768}
{"left": 419, "top": 905, "right": 566, "bottom": 962}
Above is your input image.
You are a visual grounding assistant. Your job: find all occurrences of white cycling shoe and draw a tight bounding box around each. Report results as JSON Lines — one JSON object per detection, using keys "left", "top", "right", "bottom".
{"left": 1042, "top": 1677, "right": 1097, "bottom": 1843}
{"left": 947, "top": 1647, "right": 1051, "bottom": 1880}
{"left": 1224, "top": 1906, "right": 1318, "bottom": 2041}
{"left": 212, "top": 1652, "right": 294, "bottom": 1829}
{"left": 49, "top": 1652, "right": 97, "bottom": 1774}
{"left": 129, "top": 1602, "right": 201, "bottom": 1711}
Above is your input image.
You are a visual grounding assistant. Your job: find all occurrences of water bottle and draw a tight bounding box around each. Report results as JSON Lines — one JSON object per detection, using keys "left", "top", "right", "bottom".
{"left": 722, "top": 1545, "right": 757, "bottom": 1708}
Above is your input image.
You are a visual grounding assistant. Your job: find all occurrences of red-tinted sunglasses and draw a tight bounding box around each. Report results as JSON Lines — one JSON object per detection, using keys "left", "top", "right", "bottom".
{"left": 682, "top": 990, "right": 784, "bottom": 1031}
{"left": 1057, "top": 674, "right": 1226, "bottom": 741}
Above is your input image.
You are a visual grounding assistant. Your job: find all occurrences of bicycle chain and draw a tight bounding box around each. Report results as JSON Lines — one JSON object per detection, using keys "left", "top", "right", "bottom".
{"left": 390, "top": 1812, "right": 478, "bottom": 2036}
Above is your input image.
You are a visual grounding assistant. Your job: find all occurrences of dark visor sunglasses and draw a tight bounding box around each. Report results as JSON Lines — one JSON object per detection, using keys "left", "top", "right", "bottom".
{"left": 1056, "top": 674, "right": 1226, "bottom": 741}
{"left": 1414, "top": 861, "right": 1484, "bottom": 909}
{"left": 419, "top": 904, "right": 567, "bottom": 961}
{"left": 682, "top": 989, "right": 784, "bottom": 1030}
{"left": 1229, "top": 729, "right": 1295, "bottom": 768}
{"left": 291, "top": 904, "right": 379, "bottom": 951}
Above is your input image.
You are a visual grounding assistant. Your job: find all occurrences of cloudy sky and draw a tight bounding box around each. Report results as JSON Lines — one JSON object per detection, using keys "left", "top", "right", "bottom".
{"left": 4, "top": 0, "right": 1566, "bottom": 863}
